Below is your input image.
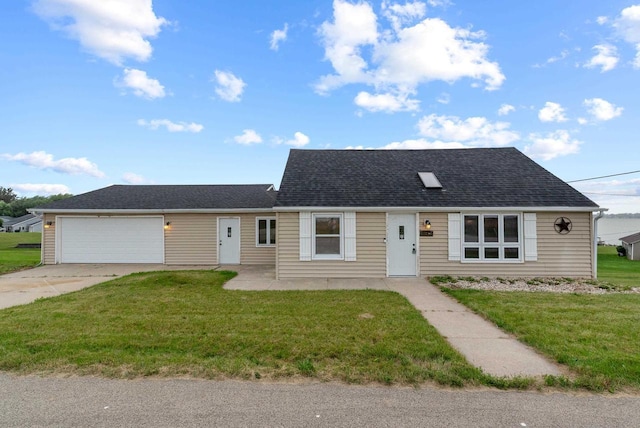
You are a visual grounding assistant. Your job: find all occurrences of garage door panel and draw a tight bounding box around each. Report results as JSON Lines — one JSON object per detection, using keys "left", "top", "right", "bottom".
{"left": 59, "top": 217, "right": 164, "bottom": 263}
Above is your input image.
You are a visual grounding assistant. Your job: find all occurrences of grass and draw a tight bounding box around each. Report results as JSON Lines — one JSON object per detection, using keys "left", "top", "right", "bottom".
{"left": 598, "top": 245, "right": 640, "bottom": 288}
{"left": 0, "top": 232, "right": 41, "bottom": 274}
{"left": 0, "top": 269, "right": 526, "bottom": 388}
{"left": 435, "top": 246, "right": 640, "bottom": 392}
{"left": 443, "top": 289, "right": 640, "bottom": 392}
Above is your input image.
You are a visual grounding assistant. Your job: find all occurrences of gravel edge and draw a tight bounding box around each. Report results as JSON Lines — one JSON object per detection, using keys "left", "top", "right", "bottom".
{"left": 431, "top": 277, "right": 640, "bottom": 294}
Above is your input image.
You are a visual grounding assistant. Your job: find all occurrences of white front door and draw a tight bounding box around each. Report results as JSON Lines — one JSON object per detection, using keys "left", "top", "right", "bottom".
{"left": 387, "top": 214, "right": 417, "bottom": 276}
{"left": 219, "top": 218, "right": 240, "bottom": 264}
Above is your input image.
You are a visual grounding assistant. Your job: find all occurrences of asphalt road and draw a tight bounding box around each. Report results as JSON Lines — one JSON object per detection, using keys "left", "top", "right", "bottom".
{"left": 1, "top": 374, "right": 639, "bottom": 427}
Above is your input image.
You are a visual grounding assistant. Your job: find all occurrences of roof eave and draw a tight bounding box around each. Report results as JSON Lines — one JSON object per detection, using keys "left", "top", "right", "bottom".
{"left": 29, "top": 208, "right": 276, "bottom": 214}
{"left": 273, "top": 206, "right": 602, "bottom": 212}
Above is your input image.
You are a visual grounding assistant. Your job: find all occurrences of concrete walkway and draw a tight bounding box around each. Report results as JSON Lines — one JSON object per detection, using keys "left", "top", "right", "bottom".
{"left": 224, "top": 265, "right": 562, "bottom": 378}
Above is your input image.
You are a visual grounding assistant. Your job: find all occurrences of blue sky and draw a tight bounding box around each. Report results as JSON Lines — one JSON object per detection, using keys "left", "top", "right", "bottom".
{"left": 1, "top": 0, "right": 639, "bottom": 213}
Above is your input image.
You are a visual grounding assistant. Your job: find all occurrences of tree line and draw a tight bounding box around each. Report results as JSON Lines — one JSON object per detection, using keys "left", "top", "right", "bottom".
{"left": 0, "top": 187, "right": 72, "bottom": 219}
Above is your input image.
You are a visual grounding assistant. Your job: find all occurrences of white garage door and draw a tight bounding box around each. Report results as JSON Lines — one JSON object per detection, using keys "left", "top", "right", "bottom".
{"left": 58, "top": 217, "right": 164, "bottom": 263}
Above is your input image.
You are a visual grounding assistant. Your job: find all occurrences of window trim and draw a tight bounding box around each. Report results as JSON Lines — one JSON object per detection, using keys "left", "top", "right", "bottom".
{"left": 461, "top": 213, "right": 523, "bottom": 263}
{"left": 256, "top": 217, "right": 276, "bottom": 247}
{"left": 312, "top": 213, "right": 344, "bottom": 260}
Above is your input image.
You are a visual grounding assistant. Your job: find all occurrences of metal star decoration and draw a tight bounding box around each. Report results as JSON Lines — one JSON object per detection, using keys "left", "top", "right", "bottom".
{"left": 554, "top": 217, "right": 572, "bottom": 234}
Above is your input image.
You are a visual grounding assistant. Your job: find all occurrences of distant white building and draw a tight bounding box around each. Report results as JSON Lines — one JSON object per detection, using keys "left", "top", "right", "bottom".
{"left": 3, "top": 214, "right": 42, "bottom": 233}
{"left": 620, "top": 232, "right": 640, "bottom": 261}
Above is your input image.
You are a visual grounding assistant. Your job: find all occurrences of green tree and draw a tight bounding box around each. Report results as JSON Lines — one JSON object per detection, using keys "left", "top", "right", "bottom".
{"left": 0, "top": 187, "right": 17, "bottom": 203}
{"left": 0, "top": 194, "right": 73, "bottom": 217}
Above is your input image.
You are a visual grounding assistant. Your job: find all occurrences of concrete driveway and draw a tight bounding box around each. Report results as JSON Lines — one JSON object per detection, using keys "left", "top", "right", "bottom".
{"left": 0, "top": 264, "right": 217, "bottom": 310}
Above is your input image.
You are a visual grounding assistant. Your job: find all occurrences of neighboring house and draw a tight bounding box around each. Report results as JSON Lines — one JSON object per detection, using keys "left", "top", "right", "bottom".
{"left": 31, "top": 185, "right": 277, "bottom": 265}
{"left": 3, "top": 214, "right": 42, "bottom": 233}
{"left": 32, "top": 148, "right": 603, "bottom": 278}
{"left": 620, "top": 232, "right": 640, "bottom": 261}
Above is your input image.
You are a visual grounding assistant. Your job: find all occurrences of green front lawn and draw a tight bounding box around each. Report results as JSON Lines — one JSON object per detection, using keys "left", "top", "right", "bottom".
{"left": 0, "top": 232, "right": 41, "bottom": 274}
{"left": 434, "top": 246, "right": 640, "bottom": 392}
{"left": 0, "top": 270, "right": 513, "bottom": 387}
{"left": 442, "top": 290, "right": 640, "bottom": 392}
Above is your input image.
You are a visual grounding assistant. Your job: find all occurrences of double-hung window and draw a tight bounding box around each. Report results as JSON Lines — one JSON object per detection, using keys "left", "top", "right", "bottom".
{"left": 256, "top": 217, "right": 276, "bottom": 246}
{"left": 313, "top": 213, "right": 342, "bottom": 259}
{"left": 463, "top": 214, "right": 522, "bottom": 262}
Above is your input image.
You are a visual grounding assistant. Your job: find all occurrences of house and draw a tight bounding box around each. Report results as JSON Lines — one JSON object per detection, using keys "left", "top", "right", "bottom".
{"left": 32, "top": 148, "right": 603, "bottom": 278}
{"left": 620, "top": 232, "right": 640, "bottom": 261}
{"left": 32, "top": 185, "right": 277, "bottom": 264}
{"left": 3, "top": 214, "right": 43, "bottom": 233}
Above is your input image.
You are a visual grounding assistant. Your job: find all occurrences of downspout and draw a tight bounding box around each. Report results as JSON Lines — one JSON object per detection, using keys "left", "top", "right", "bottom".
{"left": 592, "top": 208, "right": 607, "bottom": 279}
{"left": 28, "top": 209, "right": 45, "bottom": 267}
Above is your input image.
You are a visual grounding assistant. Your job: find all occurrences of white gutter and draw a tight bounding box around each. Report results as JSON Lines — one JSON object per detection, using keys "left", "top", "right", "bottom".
{"left": 28, "top": 208, "right": 276, "bottom": 215}
{"left": 273, "top": 206, "right": 600, "bottom": 213}
{"left": 31, "top": 206, "right": 598, "bottom": 214}
{"left": 592, "top": 208, "right": 608, "bottom": 279}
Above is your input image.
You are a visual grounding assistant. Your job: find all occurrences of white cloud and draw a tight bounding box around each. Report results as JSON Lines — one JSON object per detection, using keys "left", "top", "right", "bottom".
{"left": 33, "top": 0, "right": 167, "bottom": 66}
{"left": 524, "top": 130, "right": 582, "bottom": 161}
{"left": 376, "top": 19, "right": 505, "bottom": 90}
{"left": 2, "top": 151, "right": 105, "bottom": 178}
{"left": 316, "top": 0, "right": 378, "bottom": 92}
{"left": 538, "top": 102, "right": 568, "bottom": 123}
{"left": 577, "top": 117, "right": 588, "bottom": 125}
{"left": 285, "top": 132, "right": 310, "bottom": 147}
{"left": 613, "top": 5, "right": 640, "bottom": 68}
{"left": 213, "top": 70, "right": 246, "bottom": 102}
{"left": 436, "top": 92, "right": 450, "bottom": 104}
{"left": 118, "top": 68, "right": 165, "bottom": 99}
{"left": 382, "top": 1, "right": 426, "bottom": 32}
{"left": 614, "top": 5, "right": 640, "bottom": 43}
{"left": 417, "top": 114, "right": 519, "bottom": 147}
{"left": 315, "top": 0, "right": 504, "bottom": 100}
{"left": 596, "top": 16, "right": 609, "bottom": 25}
{"left": 354, "top": 91, "right": 420, "bottom": 112}
{"left": 137, "top": 119, "right": 203, "bottom": 133}
{"left": 233, "top": 129, "right": 262, "bottom": 145}
{"left": 285, "top": 132, "right": 311, "bottom": 147}
{"left": 498, "top": 104, "right": 515, "bottom": 116}
{"left": 546, "top": 49, "right": 569, "bottom": 64}
{"left": 11, "top": 183, "right": 70, "bottom": 195}
{"left": 274, "top": 132, "right": 311, "bottom": 147}
{"left": 584, "top": 44, "right": 619, "bottom": 72}
{"left": 122, "top": 172, "right": 154, "bottom": 184}
{"left": 584, "top": 98, "right": 623, "bottom": 121}
{"left": 270, "top": 23, "right": 288, "bottom": 51}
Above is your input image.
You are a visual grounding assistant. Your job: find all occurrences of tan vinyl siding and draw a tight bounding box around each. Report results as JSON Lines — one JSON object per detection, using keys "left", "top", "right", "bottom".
{"left": 240, "top": 213, "right": 276, "bottom": 265}
{"left": 42, "top": 214, "right": 56, "bottom": 264}
{"left": 420, "top": 211, "right": 593, "bottom": 278}
{"left": 164, "top": 213, "right": 276, "bottom": 265}
{"left": 164, "top": 214, "right": 217, "bottom": 265}
{"left": 276, "top": 212, "right": 386, "bottom": 279}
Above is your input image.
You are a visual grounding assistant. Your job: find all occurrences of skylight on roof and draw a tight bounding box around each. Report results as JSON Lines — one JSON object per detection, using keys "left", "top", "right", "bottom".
{"left": 418, "top": 172, "right": 442, "bottom": 189}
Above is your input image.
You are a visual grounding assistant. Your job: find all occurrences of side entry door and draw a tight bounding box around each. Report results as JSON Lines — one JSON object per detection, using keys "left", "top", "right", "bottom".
{"left": 219, "top": 218, "right": 240, "bottom": 264}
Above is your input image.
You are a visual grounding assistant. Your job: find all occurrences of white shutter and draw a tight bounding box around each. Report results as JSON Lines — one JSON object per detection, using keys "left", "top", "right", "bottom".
{"left": 344, "top": 212, "right": 356, "bottom": 261}
{"left": 448, "top": 213, "right": 461, "bottom": 261}
{"left": 524, "top": 213, "right": 537, "bottom": 261}
{"left": 299, "top": 212, "right": 311, "bottom": 261}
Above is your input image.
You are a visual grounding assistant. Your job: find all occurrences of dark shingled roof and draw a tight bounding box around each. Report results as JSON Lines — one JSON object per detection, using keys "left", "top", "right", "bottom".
{"left": 36, "top": 185, "right": 277, "bottom": 210}
{"left": 275, "top": 148, "right": 598, "bottom": 208}
{"left": 620, "top": 232, "right": 640, "bottom": 245}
